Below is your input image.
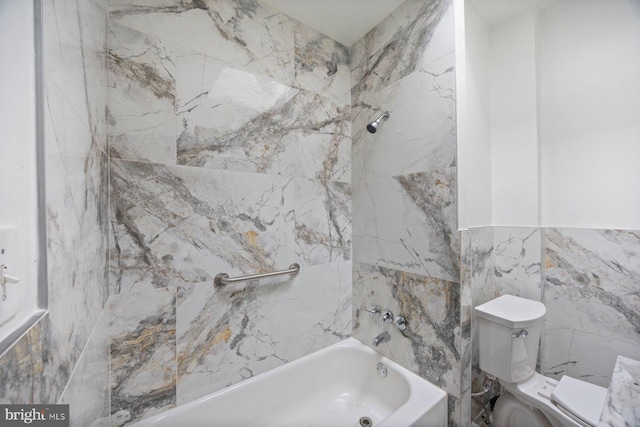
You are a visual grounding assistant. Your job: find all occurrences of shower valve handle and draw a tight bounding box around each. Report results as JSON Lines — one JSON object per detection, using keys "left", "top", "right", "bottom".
{"left": 381, "top": 311, "right": 394, "bottom": 324}
{"left": 365, "top": 305, "right": 381, "bottom": 318}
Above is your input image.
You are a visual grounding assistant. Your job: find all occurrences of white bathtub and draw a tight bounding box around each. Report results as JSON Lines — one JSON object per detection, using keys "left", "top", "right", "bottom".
{"left": 133, "top": 338, "right": 448, "bottom": 427}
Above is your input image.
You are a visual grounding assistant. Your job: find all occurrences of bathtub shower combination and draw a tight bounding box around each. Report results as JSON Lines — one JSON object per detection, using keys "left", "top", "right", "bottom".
{"left": 133, "top": 338, "right": 447, "bottom": 427}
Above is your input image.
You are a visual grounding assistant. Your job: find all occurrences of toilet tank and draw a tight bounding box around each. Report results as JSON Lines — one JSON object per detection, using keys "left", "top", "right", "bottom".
{"left": 475, "top": 295, "right": 546, "bottom": 383}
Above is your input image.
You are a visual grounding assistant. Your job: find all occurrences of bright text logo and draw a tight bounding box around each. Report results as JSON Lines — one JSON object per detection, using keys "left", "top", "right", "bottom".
{"left": 0, "top": 405, "right": 69, "bottom": 426}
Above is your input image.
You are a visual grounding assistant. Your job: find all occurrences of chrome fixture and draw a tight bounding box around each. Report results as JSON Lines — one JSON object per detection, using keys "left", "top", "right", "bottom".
{"left": 214, "top": 263, "right": 300, "bottom": 286}
{"left": 512, "top": 329, "right": 529, "bottom": 339}
{"left": 394, "top": 316, "right": 407, "bottom": 331}
{"left": 366, "top": 111, "right": 390, "bottom": 134}
{"left": 365, "top": 305, "right": 381, "bottom": 318}
{"left": 381, "top": 310, "right": 394, "bottom": 324}
{"left": 372, "top": 331, "right": 391, "bottom": 347}
{"left": 377, "top": 362, "right": 387, "bottom": 378}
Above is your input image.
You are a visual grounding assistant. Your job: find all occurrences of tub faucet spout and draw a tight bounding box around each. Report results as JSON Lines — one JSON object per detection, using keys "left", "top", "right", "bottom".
{"left": 372, "top": 331, "right": 390, "bottom": 347}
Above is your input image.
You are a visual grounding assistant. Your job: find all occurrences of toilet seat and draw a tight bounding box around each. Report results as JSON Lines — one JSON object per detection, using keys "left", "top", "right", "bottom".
{"left": 551, "top": 376, "right": 608, "bottom": 427}
{"left": 498, "top": 372, "right": 608, "bottom": 427}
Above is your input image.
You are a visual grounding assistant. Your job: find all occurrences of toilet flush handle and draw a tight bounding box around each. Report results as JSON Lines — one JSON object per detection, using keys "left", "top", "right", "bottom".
{"left": 512, "top": 330, "right": 528, "bottom": 338}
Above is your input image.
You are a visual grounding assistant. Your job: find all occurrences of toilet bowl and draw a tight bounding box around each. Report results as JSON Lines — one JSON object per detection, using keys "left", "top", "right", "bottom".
{"left": 475, "top": 295, "right": 608, "bottom": 427}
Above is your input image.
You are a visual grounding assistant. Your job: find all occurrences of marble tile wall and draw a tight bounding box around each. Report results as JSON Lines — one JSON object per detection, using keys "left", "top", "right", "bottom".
{"left": 349, "top": 0, "right": 461, "bottom": 424}
{"left": 107, "top": 0, "right": 352, "bottom": 424}
{"left": 460, "top": 227, "right": 494, "bottom": 422}
{"left": 493, "top": 227, "right": 543, "bottom": 301}
{"left": 353, "top": 263, "right": 460, "bottom": 393}
{"left": 0, "top": 0, "right": 110, "bottom": 424}
{"left": 541, "top": 228, "right": 640, "bottom": 387}
{"left": 463, "top": 226, "right": 640, "bottom": 423}
{"left": 59, "top": 308, "right": 110, "bottom": 427}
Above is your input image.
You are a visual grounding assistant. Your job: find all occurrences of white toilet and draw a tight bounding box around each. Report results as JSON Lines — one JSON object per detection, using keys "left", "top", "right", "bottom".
{"left": 475, "top": 295, "right": 608, "bottom": 427}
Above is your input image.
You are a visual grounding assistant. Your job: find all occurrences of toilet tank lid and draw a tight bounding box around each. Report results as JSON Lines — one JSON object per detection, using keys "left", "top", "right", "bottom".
{"left": 474, "top": 294, "right": 546, "bottom": 328}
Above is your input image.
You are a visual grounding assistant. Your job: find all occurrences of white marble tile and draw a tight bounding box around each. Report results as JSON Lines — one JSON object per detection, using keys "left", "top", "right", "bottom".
{"left": 540, "top": 327, "right": 574, "bottom": 379}
{"left": 110, "top": 161, "right": 351, "bottom": 294}
{"left": 493, "top": 227, "right": 542, "bottom": 301}
{"left": 460, "top": 227, "right": 495, "bottom": 425}
{"left": 353, "top": 169, "right": 459, "bottom": 283}
{"left": 563, "top": 331, "right": 640, "bottom": 387}
{"left": 59, "top": 307, "right": 110, "bottom": 426}
{"left": 352, "top": 262, "right": 461, "bottom": 397}
{"left": 541, "top": 328, "right": 640, "bottom": 387}
{"left": 176, "top": 261, "right": 351, "bottom": 405}
{"left": 110, "top": 288, "right": 177, "bottom": 425}
{"left": 415, "top": 1, "right": 456, "bottom": 72}
{"left": 599, "top": 355, "right": 640, "bottom": 426}
{"left": 109, "top": 0, "right": 295, "bottom": 86}
{"left": 43, "top": 70, "right": 110, "bottom": 404}
{"left": 352, "top": 53, "right": 456, "bottom": 182}
{"left": 175, "top": 46, "right": 351, "bottom": 182}
{"left": 108, "top": 23, "right": 176, "bottom": 164}
{"left": 43, "top": 0, "right": 108, "bottom": 151}
{"left": 544, "top": 228, "right": 640, "bottom": 345}
{"left": 0, "top": 317, "right": 53, "bottom": 404}
{"left": 351, "top": 0, "right": 454, "bottom": 96}
{"left": 294, "top": 22, "right": 351, "bottom": 105}
{"left": 1, "top": 0, "right": 109, "bottom": 407}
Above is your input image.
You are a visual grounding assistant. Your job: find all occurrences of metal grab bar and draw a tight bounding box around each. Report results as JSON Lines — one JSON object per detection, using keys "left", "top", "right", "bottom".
{"left": 214, "top": 263, "right": 300, "bottom": 286}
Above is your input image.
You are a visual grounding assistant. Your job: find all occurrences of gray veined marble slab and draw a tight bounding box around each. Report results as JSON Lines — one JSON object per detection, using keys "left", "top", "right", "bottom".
{"left": 541, "top": 228, "right": 640, "bottom": 386}
{"left": 0, "top": 317, "right": 51, "bottom": 404}
{"left": 599, "top": 355, "right": 640, "bottom": 426}
{"left": 110, "top": 288, "right": 177, "bottom": 425}
{"left": 493, "top": 227, "right": 542, "bottom": 301}
{"left": 43, "top": 0, "right": 108, "bottom": 151}
{"left": 353, "top": 168, "right": 459, "bottom": 283}
{"left": 109, "top": 0, "right": 296, "bottom": 86}
{"left": 294, "top": 22, "right": 351, "bottom": 105}
{"left": 352, "top": 262, "right": 461, "bottom": 398}
{"left": 109, "top": 160, "right": 351, "bottom": 294}
{"left": 350, "top": 0, "right": 454, "bottom": 97}
{"left": 543, "top": 228, "right": 640, "bottom": 342}
{"left": 42, "top": 6, "right": 110, "bottom": 404}
{"left": 351, "top": 52, "right": 455, "bottom": 182}
{"left": 176, "top": 261, "right": 352, "bottom": 405}
{"left": 59, "top": 307, "right": 110, "bottom": 427}
{"left": 108, "top": 23, "right": 177, "bottom": 164}
{"left": 460, "top": 227, "right": 494, "bottom": 403}
{"left": 175, "top": 47, "right": 351, "bottom": 182}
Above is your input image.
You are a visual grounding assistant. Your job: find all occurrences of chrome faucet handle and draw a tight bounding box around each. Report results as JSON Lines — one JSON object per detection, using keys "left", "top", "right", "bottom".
{"left": 381, "top": 310, "right": 394, "bottom": 324}
{"left": 365, "top": 305, "right": 381, "bottom": 318}
{"left": 394, "top": 316, "right": 407, "bottom": 331}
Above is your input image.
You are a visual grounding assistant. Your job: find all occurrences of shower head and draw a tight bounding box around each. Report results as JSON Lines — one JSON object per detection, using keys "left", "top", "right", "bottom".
{"left": 367, "top": 111, "right": 390, "bottom": 134}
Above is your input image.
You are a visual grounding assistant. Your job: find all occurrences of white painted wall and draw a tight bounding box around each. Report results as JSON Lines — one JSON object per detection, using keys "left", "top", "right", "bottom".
{"left": 490, "top": 7, "right": 540, "bottom": 226}
{"left": 459, "top": 0, "right": 640, "bottom": 229}
{"left": 458, "top": 2, "right": 539, "bottom": 228}
{"left": 540, "top": 0, "right": 640, "bottom": 228}
{"left": 457, "top": 0, "right": 493, "bottom": 229}
{"left": 0, "top": 0, "right": 40, "bottom": 341}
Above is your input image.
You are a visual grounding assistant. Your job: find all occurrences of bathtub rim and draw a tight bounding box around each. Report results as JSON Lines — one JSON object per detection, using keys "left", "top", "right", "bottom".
{"left": 132, "top": 336, "right": 448, "bottom": 427}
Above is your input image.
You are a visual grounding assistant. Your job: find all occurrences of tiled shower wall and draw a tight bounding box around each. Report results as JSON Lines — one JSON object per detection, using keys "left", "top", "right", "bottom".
{"left": 106, "top": 0, "right": 352, "bottom": 423}
{"left": 463, "top": 226, "right": 640, "bottom": 423}
{"left": 0, "top": 0, "right": 110, "bottom": 425}
{"left": 349, "top": 0, "right": 462, "bottom": 425}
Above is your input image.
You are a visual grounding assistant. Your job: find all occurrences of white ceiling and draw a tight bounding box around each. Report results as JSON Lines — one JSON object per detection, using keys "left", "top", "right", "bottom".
{"left": 261, "top": 0, "right": 407, "bottom": 47}
{"left": 467, "top": 0, "right": 565, "bottom": 26}
{"left": 263, "top": 0, "right": 568, "bottom": 46}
